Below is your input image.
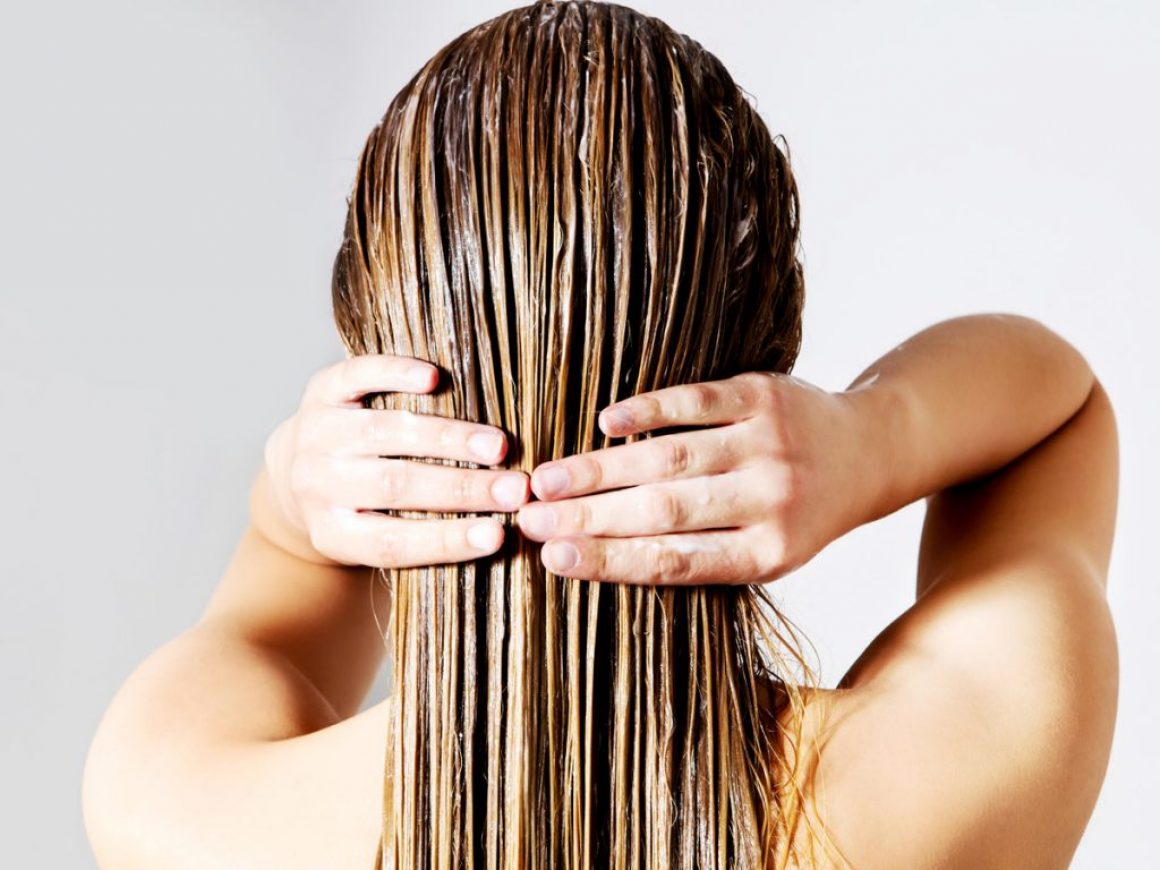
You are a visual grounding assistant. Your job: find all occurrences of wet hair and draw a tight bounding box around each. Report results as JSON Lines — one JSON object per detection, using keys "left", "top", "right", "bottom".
{"left": 331, "top": 1, "right": 833, "bottom": 866}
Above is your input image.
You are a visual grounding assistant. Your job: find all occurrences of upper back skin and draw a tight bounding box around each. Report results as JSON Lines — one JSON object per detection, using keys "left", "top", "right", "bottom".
{"left": 777, "top": 379, "right": 1119, "bottom": 868}
{"left": 84, "top": 383, "right": 1118, "bottom": 868}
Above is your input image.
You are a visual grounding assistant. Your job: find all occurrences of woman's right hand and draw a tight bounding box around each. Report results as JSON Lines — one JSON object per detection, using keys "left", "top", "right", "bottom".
{"left": 259, "top": 353, "right": 531, "bottom": 567}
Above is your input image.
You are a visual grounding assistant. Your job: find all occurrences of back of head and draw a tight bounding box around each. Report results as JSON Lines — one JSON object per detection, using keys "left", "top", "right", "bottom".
{"left": 331, "top": 1, "right": 815, "bottom": 866}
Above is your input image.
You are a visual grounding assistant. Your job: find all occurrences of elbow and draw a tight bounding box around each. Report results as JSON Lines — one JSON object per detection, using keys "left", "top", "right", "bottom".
{"left": 996, "top": 311, "right": 1099, "bottom": 424}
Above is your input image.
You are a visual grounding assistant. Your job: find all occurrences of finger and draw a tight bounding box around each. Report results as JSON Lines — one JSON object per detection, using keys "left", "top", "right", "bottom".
{"left": 530, "top": 426, "right": 743, "bottom": 500}
{"left": 293, "top": 453, "right": 530, "bottom": 512}
{"left": 598, "top": 372, "right": 771, "bottom": 437}
{"left": 518, "top": 471, "right": 767, "bottom": 541}
{"left": 303, "top": 354, "right": 439, "bottom": 408}
{"left": 309, "top": 508, "right": 506, "bottom": 568}
{"left": 537, "top": 528, "right": 773, "bottom": 586}
{"left": 300, "top": 407, "right": 511, "bottom": 465}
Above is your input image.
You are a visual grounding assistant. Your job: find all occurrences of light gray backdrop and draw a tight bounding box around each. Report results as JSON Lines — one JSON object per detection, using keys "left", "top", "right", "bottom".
{"left": 1, "top": 1, "right": 1155, "bottom": 865}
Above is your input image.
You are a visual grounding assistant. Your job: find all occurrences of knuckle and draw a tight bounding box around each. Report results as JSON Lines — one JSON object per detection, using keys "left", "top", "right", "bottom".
{"left": 636, "top": 395, "right": 662, "bottom": 425}
{"left": 734, "top": 370, "right": 765, "bottom": 386}
{"left": 686, "top": 383, "right": 716, "bottom": 418}
{"left": 573, "top": 454, "right": 603, "bottom": 490}
{"left": 655, "top": 545, "right": 693, "bottom": 584}
{"left": 381, "top": 459, "right": 410, "bottom": 505}
{"left": 707, "top": 426, "right": 739, "bottom": 468}
{"left": 644, "top": 487, "right": 683, "bottom": 529}
{"left": 594, "top": 541, "right": 617, "bottom": 580}
{"left": 456, "top": 469, "right": 478, "bottom": 506}
{"left": 391, "top": 411, "right": 423, "bottom": 452}
{"left": 742, "top": 371, "right": 779, "bottom": 413}
{"left": 655, "top": 438, "right": 692, "bottom": 477}
{"left": 474, "top": 471, "right": 498, "bottom": 506}
{"left": 570, "top": 497, "right": 593, "bottom": 533}
{"left": 731, "top": 380, "right": 758, "bottom": 413}
{"left": 763, "top": 379, "right": 787, "bottom": 417}
{"left": 736, "top": 369, "right": 772, "bottom": 391}
{"left": 436, "top": 418, "right": 457, "bottom": 451}
{"left": 362, "top": 412, "right": 395, "bottom": 451}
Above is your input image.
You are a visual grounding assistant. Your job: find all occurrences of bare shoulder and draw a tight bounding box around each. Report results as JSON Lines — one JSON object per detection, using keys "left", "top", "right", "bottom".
{"left": 198, "top": 699, "right": 390, "bottom": 869}
{"left": 788, "top": 381, "right": 1120, "bottom": 868}
{"left": 83, "top": 627, "right": 390, "bottom": 869}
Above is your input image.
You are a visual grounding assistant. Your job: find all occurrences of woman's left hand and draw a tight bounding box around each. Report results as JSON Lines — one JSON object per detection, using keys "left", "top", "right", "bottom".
{"left": 516, "top": 371, "right": 877, "bottom": 585}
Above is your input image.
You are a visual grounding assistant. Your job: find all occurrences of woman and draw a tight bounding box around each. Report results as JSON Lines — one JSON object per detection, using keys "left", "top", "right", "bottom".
{"left": 82, "top": 1, "right": 1118, "bottom": 867}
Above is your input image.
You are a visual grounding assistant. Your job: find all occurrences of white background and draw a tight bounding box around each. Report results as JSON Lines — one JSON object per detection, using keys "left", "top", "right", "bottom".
{"left": 1, "top": 1, "right": 1155, "bottom": 865}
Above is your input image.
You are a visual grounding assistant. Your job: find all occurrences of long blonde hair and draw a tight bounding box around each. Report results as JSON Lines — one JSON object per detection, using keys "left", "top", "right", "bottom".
{"left": 331, "top": 2, "right": 833, "bottom": 866}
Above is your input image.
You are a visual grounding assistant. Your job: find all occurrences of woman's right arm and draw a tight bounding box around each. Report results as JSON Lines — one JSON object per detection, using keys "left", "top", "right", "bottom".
{"left": 843, "top": 312, "right": 1101, "bottom": 556}
{"left": 821, "top": 314, "right": 1119, "bottom": 868}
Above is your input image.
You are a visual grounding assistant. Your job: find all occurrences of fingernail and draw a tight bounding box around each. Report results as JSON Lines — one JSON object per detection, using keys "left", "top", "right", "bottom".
{"left": 467, "top": 521, "right": 502, "bottom": 552}
{"left": 542, "top": 540, "right": 580, "bottom": 573}
{"left": 468, "top": 431, "right": 504, "bottom": 461}
{"left": 518, "top": 503, "right": 557, "bottom": 538}
{"left": 535, "top": 464, "right": 570, "bottom": 498}
{"left": 407, "top": 364, "right": 435, "bottom": 389}
{"left": 491, "top": 473, "right": 528, "bottom": 508}
{"left": 600, "top": 405, "right": 633, "bottom": 433}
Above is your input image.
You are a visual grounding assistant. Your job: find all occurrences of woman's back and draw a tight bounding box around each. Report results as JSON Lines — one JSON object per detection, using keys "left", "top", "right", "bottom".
{"left": 83, "top": 358, "right": 1117, "bottom": 868}
{"left": 773, "top": 371, "right": 1118, "bottom": 867}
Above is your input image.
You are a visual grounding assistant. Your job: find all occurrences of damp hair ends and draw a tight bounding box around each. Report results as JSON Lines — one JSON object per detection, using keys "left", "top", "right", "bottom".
{"left": 331, "top": 1, "right": 845, "bottom": 866}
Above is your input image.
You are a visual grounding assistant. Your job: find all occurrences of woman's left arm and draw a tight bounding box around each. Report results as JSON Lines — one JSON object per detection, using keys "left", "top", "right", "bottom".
{"left": 196, "top": 353, "right": 532, "bottom": 720}
{"left": 83, "top": 356, "right": 531, "bottom": 864}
